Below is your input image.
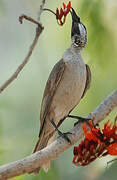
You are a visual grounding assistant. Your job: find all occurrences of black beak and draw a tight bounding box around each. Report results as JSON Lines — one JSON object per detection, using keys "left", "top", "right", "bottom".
{"left": 70, "top": 7, "right": 80, "bottom": 23}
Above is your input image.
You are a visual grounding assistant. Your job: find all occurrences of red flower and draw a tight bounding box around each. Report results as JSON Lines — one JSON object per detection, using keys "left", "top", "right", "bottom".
{"left": 73, "top": 117, "right": 117, "bottom": 166}
{"left": 82, "top": 121, "right": 101, "bottom": 144}
{"left": 107, "top": 143, "right": 117, "bottom": 155}
{"left": 102, "top": 120, "right": 117, "bottom": 140}
{"left": 56, "top": 1, "right": 71, "bottom": 26}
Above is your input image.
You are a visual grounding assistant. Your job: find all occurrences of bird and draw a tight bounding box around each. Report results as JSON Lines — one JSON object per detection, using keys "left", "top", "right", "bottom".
{"left": 32, "top": 7, "right": 91, "bottom": 173}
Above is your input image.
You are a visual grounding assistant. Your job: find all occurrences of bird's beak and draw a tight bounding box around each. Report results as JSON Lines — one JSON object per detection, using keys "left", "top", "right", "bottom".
{"left": 70, "top": 7, "right": 80, "bottom": 23}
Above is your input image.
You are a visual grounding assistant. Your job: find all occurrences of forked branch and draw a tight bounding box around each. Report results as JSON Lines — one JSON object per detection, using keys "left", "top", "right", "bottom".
{"left": 0, "top": 6, "right": 44, "bottom": 94}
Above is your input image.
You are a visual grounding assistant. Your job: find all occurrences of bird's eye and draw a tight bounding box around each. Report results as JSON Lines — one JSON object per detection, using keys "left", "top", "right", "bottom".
{"left": 73, "top": 36, "right": 81, "bottom": 46}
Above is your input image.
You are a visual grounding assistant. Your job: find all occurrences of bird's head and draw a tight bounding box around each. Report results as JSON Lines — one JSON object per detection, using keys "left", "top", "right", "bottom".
{"left": 70, "top": 8, "right": 87, "bottom": 49}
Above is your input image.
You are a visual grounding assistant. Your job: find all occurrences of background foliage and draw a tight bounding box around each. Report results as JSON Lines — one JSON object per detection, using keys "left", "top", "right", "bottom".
{"left": 0, "top": 0, "right": 117, "bottom": 179}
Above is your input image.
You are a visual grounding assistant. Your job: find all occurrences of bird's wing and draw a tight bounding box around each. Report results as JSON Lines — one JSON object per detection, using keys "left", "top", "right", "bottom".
{"left": 39, "top": 59, "right": 66, "bottom": 137}
{"left": 81, "top": 64, "right": 91, "bottom": 98}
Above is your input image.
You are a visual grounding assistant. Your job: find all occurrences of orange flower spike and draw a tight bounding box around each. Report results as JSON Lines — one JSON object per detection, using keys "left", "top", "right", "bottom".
{"left": 56, "top": 1, "right": 71, "bottom": 26}
{"left": 63, "top": 1, "right": 71, "bottom": 16}
{"left": 84, "top": 138, "right": 90, "bottom": 150}
{"left": 73, "top": 117, "right": 117, "bottom": 167}
{"left": 82, "top": 122, "right": 100, "bottom": 142}
{"left": 102, "top": 120, "right": 117, "bottom": 138}
{"left": 63, "top": 2, "right": 66, "bottom": 9}
{"left": 87, "top": 131, "right": 98, "bottom": 142}
{"left": 91, "top": 127, "right": 101, "bottom": 138}
{"left": 73, "top": 146, "right": 78, "bottom": 155}
{"left": 59, "top": 7, "right": 64, "bottom": 19}
{"left": 82, "top": 123, "right": 87, "bottom": 135}
{"left": 89, "top": 144, "right": 95, "bottom": 155}
{"left": 107, "top": 143, "right": 117, "bottom": 155}
{"left": 104, "top": 120, "right": 110, "bottom": 129}
{"left": 112, "top": 133, "right": 117, "bottom": 141}
{"left": 82, "top": 123, "right": 93, "bottom": 140}
{"left": 73, "top": 146, "right": 79, "bottom": 166}
{"left": 63, "top": 9, "right": 68, "bottom": 17}
{"left": 72, "top": 155, "right": 78, "bottom": 166}
{"left": 67, "top": 1, "right": 71, "bottom": 11}
{"left": 78, "top": 140, "right": 84, "bottom": 154}
{"left": 56, "top": 8, "right": 59, "bottom": 20}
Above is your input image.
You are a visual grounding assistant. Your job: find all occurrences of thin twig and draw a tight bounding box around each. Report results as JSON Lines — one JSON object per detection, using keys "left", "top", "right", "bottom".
{"left": 0, "top": 7, "right": 44, "bottom": 94}
{"left": 0, "top": 89, "right": 117, "bottom": 179}
{"left": 38, "top": 0, "right": 46, "bottom": 22}
{"left": 19, "top": 14, "right": 42, "bottom": 27}
{"left": 43, "top": 8, "right": 56, "bottom": 16}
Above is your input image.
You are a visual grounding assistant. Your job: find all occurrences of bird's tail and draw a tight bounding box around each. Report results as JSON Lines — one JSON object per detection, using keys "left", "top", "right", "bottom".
{"left": 31, "top": 131, "right": 54, "bottom": 174}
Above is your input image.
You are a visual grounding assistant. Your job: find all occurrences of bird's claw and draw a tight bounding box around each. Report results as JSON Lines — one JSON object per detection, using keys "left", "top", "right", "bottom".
{"left": 58, "top": 131, "right": 72, "bottom": 144}
{"left": 67, "top": 115, "right": 91, "bottom": 126}
{"left": 50, "top": 119, "right": 72, "bottom": 144}
{"left": 74, "top": 117, "right": 91, "bottom": 127}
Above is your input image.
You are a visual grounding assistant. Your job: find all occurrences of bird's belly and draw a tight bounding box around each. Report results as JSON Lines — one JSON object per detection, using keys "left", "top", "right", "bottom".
{"left": 51, "top": 62, "right": 86, "bottom": 124}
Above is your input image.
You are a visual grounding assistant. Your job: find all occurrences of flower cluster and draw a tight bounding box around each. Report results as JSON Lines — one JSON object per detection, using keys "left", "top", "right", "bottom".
{"left": 73, "top": 117, "right": 117, "bottom": 166}
{"left": 56, "top": 1, "right": 71, "bottom": 26}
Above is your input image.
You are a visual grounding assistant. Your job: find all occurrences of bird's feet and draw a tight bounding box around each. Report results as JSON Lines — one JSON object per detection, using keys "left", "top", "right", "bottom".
{"left": 67, "top": 115, "right": 91, "bottom": 126}
{"left": 50, "top": 119, "right": 72, "bottom": 144}
{"left": 57, "top": 131, "right": 72, "bottom": 144}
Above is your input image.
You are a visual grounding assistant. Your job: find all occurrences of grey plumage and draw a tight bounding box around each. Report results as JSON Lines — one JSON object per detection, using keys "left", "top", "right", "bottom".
{"left": 32, "top": 8, "right": 91, "bottom": 173}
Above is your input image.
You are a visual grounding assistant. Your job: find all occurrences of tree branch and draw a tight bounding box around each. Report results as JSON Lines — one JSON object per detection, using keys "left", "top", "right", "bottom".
{"left": 0, "top": 2, "right": 45, "bottom": 94}
{"left": 0, "top": 89, "right": 117, "bottom": 179}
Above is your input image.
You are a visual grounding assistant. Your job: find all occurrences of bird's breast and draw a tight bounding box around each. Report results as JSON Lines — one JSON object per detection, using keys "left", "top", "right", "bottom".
{"left": 51, "top": 59, "right": 86, "bottom": 123}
